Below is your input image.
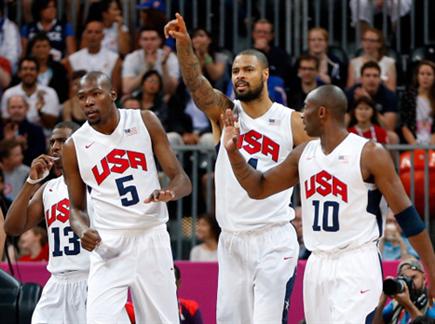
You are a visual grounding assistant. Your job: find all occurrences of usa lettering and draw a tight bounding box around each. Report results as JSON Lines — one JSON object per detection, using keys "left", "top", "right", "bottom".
{"left": 46, "top": 198, "right": 70, "bottom": 228}
{"left": 92, "top": 149, "right": 147, "bottom": 185}
{"left": 305, "top": 170, "right": 348, "bottom": 203}
{"left": 238, "top": 130, "right": 280, "bottom": 162}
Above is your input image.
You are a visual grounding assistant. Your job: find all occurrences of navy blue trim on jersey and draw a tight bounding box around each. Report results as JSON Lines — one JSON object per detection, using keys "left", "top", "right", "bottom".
{"left": 365, "top": 308, "right": 376, "bottom": 323}
{"left": 366, "top": 189, "right": 383, "bottom": 237}
{"left": 281, "top": 269, "right": 297, "bottom": 324}
{"left": 395, "top": 205, "right": 426, "bottom": 237}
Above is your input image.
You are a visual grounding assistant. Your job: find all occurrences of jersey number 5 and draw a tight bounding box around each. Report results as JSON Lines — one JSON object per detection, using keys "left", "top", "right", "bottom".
{"left": 312, "top": 200, "right": 340, "bottom": 232}
{"left": 116, "top": 175, "right": 139, "bottom": 206}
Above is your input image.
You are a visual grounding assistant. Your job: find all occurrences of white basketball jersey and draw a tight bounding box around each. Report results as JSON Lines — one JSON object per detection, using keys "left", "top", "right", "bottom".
{"left": 43, "top": 176, "right": 90, "bottom": 274}
{"left": 298, "top": 133, "right": 383, "bottom": 252}
{"left": 215, "top": 101, "right": 295, "bottom": 232}
{"left": 71, "top": 109, "right": 168, "bottom": 231}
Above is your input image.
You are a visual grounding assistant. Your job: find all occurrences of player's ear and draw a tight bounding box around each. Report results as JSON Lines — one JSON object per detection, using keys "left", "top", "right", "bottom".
{"left": 319, "top": 106, "right": 327, "bottom": 118}
{"left": 110, "top": 89, "right": 117, "bottom": 102}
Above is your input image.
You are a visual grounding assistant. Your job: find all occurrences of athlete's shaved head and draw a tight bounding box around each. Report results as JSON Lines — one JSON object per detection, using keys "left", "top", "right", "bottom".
{"left": 236, "top": 49, "right": 269, "bottom": 69}
{"left": 79, "top": 71, "right": 112, "bottom": 92}
{"left": 307, "top": 85, "right": 348, "bottom": 119}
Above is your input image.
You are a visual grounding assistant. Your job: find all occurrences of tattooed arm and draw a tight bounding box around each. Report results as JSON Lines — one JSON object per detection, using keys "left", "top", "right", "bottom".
{"left": 164, "top": 13, "right": 232, "bottom": 123}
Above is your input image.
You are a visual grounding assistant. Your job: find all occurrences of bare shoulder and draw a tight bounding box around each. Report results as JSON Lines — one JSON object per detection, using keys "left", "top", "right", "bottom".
{"left": 361, "top": 140, "right": 393, "bottom": 180}
{"left": 141, "top": 110, "right": 164, "bottom": 132}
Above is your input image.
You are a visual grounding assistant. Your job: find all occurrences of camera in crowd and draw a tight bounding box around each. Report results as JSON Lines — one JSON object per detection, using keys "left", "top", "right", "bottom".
{"left": 383, "top": 275, "right": 416, "bottom": 299}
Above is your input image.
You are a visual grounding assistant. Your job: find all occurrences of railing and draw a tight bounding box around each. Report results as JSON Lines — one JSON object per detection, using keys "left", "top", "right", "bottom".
{"left": 170, "top": 144, "right": 435, "bottom": 260}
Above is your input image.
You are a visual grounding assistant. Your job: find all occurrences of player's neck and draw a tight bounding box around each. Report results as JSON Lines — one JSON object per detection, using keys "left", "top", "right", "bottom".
{"left": 240, "top": 95, "right": 273, "bottom": 119}
{"left": 320, "top": 127, "right": 348, "bottom": 155}
{"left": 92, "top": 107, "right": 120, "bottom": 134}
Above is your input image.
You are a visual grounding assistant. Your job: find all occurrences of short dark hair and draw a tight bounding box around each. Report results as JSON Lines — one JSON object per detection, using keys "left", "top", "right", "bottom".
{"left": 18, "top": 57, "right": 40, "bottom": 72}
{"left": 27, "top": 32, "right": 51, "bottom": 56}
{"left": 31, "top": 0, "right": 56, "bottom": 22}
{"left": 53, "top": 121, "right": 81, "bottom": 134}
{"left": 298, "top": 54, "right": 320, "bottom": 70}
{"left": 0, "top": 139, "right": 22, "bottom": 160}
{"left": 348, "top": 96, "right": 380, "bottom": 127}
{"left": 360, "top": 61, "right": 381, "bottom": 76}
{"left": 236, "top": 49, "right": 269, "bottom": 69}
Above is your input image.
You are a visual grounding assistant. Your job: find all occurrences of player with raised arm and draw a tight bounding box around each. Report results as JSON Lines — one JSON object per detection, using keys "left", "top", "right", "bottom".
{"left": 4, "top": 121, "right": 90, "bottom": 324}
{"left": 222, "top": 84, "right": 435, "bottom": 323}
{"left": 165, "top": 13, "right": 311, "bottom": 323}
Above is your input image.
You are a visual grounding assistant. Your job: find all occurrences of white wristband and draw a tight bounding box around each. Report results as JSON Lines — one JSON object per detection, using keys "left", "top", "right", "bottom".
{"left": 26, "top": 169, "right": 50, "bottom": 184}
{"left": 26, "top": 176, "right": 45, "bottom": 184}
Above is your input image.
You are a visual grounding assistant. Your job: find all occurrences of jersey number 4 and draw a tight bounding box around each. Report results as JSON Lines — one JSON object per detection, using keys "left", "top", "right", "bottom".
{"left": 51, "top": 226, "right": 80, "bottom": 257}
{"left": 312, "top": 200, "right": 340, "bottom": 232}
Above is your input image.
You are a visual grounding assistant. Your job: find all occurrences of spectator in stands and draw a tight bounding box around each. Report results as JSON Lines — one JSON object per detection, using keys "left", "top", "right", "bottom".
{"left": 192, "top": 27, "right": 229, "bottom": 91}
{"left": 1, "top": 57, "right": 61, "bottom": 130}
{"left": 62, "top": 70, "right": 87, "bottom": 125}
{"left": 0, "top": 57, "right": 12, "bottom": 99}
{"left": 0, "top": 0, "right": 22, "bottom": 72}
{"left": 122, "top": 26, "right": 179, "bottom": 97}
{"left": 85, "top": 0, "right": 131, "bottom": 57}
{"left": 347, "top": 27, "right": 397, "bottom": 91}
{"left": 379, "top": 222, "right": 409, "bottom": 260}
{"left": 252, "top": 18, "right": 292, "bottom": 88}
{"left": 17, "top": 227, "right": 49, "bottom": 262}
{"left": 1, "top": 95, "right": 46, "bottom": 166}
{"left": 287, "top": 54, "right": 325, "bottom": 111}
{"left": 348, "top": 96, "right": 388, "bottom": 144}
{"left": 374, "top": 258, "right": 435, "bottom": 323}
{"left": 306, "top": 27, "right": 346, "bottom": 87}
{"left": 291, "top": 206, "right": 310, "bottom": 260}
{"left": 66, "top": 20, "right": 122, "bottom": 92}
{"left": 400, "top": 60, "right": 435, "bottom": 145}
{"left": 0, "top": 170, "right": 12, "bottom": 214}
{"left": 20, "top": 0, "right": 76, "bottom": 61}
{"left": 121, "top": 96, "right": 141, "bottom": 109}
{"left": 346, "top": 61, "right": 399, "bottom": 143}
{"left": 0, "top": 139, "right": 30, "bottom": 201}
{"left": 138, "top": 70, "right": 168, "bottom": 125}
{"left": 190, "top": 214, "right": 220, "bottom": 262}
{"left": 27, "top": 32, "right": 69, "bottom": 103}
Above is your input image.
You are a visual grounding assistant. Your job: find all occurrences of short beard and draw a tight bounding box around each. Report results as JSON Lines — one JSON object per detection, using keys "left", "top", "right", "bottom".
{"left": 234, "top": 80, "right": 264, "bottom": 102}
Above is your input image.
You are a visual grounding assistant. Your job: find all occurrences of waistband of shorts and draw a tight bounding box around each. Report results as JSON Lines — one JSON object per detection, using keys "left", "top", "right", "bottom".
{"left": 312, "top": 240, "right": 378, "bottom": 258}
{"left": 96, "top": 223, "right": 167, "bottom": 237}
{"left": 221, "top": 222, "right": 291, "bottom": 236}
{"left": 51, "top": 270, "right": 88, "bottom": 282}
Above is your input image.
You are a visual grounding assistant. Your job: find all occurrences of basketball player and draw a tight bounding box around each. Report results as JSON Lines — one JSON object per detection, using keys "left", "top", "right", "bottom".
{"left": 62, "top": 71, "right": 191, "bottom": 324}
{"left": 4, "top": 121, "right": 90, "bottom": 324}
{"left": 165, "top": 14, "right": 310, "bottom": 323}
{"left": 222, "top": 85, "right": 435, "bottom": 323}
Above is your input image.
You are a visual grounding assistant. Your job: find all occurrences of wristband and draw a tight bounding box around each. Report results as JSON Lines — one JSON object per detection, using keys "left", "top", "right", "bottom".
{"left": 26, "top": 169, "right": 50, "bottom": 185}
{"left": 395, "top": 205, "right": 426, "bottom": 237}
{"left": 26, "top": 176, "right": 45, "bottom": 184}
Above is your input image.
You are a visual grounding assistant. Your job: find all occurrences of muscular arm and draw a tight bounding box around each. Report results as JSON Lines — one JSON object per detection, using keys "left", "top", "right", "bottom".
{"left": 4, "top": 182, "right": 45, "bottom": 236}
{"left": 62, "top": 139, "right": 90, "bottom": 237}
{"left": 363, "top": 142, "right": 435, "bottom": 287}
{"left": 142, "top": 111, "right": 192, "bottom": 200}
{"left": 165, "top": 14, "right": 231, "bottom": 123}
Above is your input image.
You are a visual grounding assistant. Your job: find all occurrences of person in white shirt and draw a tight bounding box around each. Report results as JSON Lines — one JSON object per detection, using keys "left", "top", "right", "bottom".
{"left": 1, "top": 57, "right": 60, "bottom": 130}
{"left": 0, "top": 3, "right": 21, "bottom": 72}
{"left": 122, "top": 26, "right": 179, "bottom": 97}
{"left": 190, "top": 214, "right": 220, "bottom": 262}
{"left": 66, "top": 20, "right": 122, "bottom": 93}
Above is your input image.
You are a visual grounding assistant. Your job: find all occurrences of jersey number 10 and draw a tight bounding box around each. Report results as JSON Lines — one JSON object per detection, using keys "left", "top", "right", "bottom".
{"left": 312, "top": 200, "right": 340, "bottom": 232}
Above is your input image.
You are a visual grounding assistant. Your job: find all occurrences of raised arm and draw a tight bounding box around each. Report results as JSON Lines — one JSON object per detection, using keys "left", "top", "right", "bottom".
{"left": 363, "top": 142, "right": 435, "bottom": 301}
{"left": 164, "top": 13, "right": 232, "bottom": 122}
{"left": 62, "top": 139, "right": 101, "bottom": 251}
{"left": 4, "top": 155, "right": 55, "bottom": 236}
{"left": 142, "top": 111, "right": 192, "bottom": 202}
{"left": 223, "top": 109, "right": 303, "bottom": 199}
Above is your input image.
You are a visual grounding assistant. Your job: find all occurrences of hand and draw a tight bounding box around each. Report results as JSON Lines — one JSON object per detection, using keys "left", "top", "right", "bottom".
{"left": 36, "top": 90, "right": 46, "bottom": 113}
{"left": 164, "top": 13, "right": 191, "bottom": 45}
{"left": 115, "top": 14, "right": 124, "bottom": 26}
{"left": 144, "top": 189, "right": 176, "bottom": 203}
{"left": 79, "top": 227, "right": 101, "bottom": 251}
{"left": 394, "top": 284, "right": 414, "bottom": 308}
{"left": 221, "top": 108, "right": 240, "bottom": 153}
{"left": 29, "top": 155, "right": 57, "bottom": 181}
{"left": 3, "top": 122, "right": 18, "bottom": 140}
{"left": 182, "top": 132, "right": 199, "bottom": 145}
{"left": 354, "top": 87, "right": 371, "bottom": 100}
